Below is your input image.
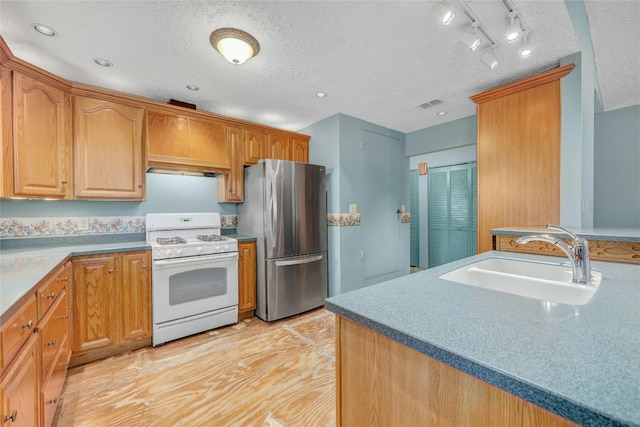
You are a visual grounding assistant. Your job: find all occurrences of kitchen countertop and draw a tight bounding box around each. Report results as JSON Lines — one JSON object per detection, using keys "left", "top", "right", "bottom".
{"left": 492, "top": 226, "right": 640, "bottom": 243}
{"left": 325, "top": 251, "right": 640, "bottom": 427}
{"left": 223, "top": 233, "right": 257, "bottom": 243}
{"left": 1, "top": 241, "right": 150, "bottom": 317}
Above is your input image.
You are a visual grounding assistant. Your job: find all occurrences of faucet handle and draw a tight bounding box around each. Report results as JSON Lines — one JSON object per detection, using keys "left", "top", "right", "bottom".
{"left": 546, "top": 224, "right": 580, "bottom": 241}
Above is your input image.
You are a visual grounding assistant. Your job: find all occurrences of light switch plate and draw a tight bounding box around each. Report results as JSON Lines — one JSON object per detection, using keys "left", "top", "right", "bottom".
{"left": 78, "top": 218, "right": 89, "bottom": 231}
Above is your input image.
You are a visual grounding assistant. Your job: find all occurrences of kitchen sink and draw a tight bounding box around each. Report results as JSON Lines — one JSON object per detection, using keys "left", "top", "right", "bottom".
{"left": 439, "top": 257, "right": 601, "bottom": 305}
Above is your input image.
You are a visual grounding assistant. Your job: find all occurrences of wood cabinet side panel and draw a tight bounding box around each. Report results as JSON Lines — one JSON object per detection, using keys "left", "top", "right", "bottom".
{"left": 477, "top": 81, "right": 561, "bottom": 253}
{"left": 337, "top": 318, "right": 576, "bottom": 427}
{"left": 1, "top": 65, "right": 13, "bottom": 197}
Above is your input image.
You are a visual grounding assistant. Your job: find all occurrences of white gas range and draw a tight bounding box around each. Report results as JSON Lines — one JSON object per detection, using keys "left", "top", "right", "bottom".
{"left": 146, "top": 213, "right": 238, "bottom": 346}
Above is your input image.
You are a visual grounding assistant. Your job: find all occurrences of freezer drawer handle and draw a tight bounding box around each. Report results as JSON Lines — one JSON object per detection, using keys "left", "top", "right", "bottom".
{"left": 275, "top": 254, "right": 323, "bottom": 267}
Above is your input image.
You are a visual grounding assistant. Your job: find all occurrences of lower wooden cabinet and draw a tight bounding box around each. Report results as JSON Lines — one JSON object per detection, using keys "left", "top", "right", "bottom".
{"left": 1, "top": 261, "right": 71, "bottom": 427}
{"left": 71, "top": 251, "right": 151, "bottom": 367}
{"left": 0, "top": 334, "right": 39, "bottom": 427}
{"left": 238, "top": 241, "right": 257, "bottom": 320}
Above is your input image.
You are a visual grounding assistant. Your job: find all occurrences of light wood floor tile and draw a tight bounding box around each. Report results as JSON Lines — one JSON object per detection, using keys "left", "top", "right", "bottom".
{"left": 56, "top": 308, "right": 336, "bottom": 427}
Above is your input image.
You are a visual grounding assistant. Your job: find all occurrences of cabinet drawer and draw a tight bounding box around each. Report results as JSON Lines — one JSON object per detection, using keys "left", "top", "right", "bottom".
{"left": 38, "top": 291, "right": 69, "bottom": 382}
{"left": 0, "top": 297, "right": 37, "bottom": 370}
{"left": 37, "top": 264, "right": 70, "bottom": 318}
{"left": 41, "top": 340, "right": 68, "bottom": 427}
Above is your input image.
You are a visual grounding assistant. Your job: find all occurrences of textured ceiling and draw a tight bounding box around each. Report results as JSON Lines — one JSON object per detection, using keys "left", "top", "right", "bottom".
{"left": 0, "top": 1, "right": 637, "bottom": 134}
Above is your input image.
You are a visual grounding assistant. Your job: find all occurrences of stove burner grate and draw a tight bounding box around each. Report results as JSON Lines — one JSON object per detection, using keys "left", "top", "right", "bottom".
{"left": 196, "top": 234, "right": 227, "bottom": 242}
{"left": 156, "top": 236, "right": 187, "bottom": 245}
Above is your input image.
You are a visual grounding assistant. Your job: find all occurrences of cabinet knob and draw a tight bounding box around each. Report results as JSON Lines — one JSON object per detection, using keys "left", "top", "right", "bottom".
{"left": 58, "top": 314, "right": 69, "bottom": 320}
{"left": 46, "top": 292, "right": 56, "bottom": 299}
{"left": 21, "top": 320, "right": 33, "bottom": 330}
{"left": 47, "top": 340, "right": 57, "bottom": 347}
{"left": 138, "top": 184, "right": 143, "bottom": 188}
{"left": 47, "top": 398, "right": 58, "bottom": 405}
{"left": 108, "top": 269, "right": 114, "bottom": 274}
{"left": 142, "top": 265, "right": 147, "bottom": 269}
{"left": 4, "top": 410, "right": 18, "bottom": 423}
{"left": 61, "top": 180, "right": 68, "bottom": 184}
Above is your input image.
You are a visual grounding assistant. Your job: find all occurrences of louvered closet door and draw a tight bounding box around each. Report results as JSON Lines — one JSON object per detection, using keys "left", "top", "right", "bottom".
{"left": 428, "top": 167, "right": 449, "bottom": 268}
{"left": 428, "top": 163, "right": 477, "bottom": 268}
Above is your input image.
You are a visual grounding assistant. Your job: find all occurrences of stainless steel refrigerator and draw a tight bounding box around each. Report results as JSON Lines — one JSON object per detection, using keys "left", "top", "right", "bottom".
{"left": 238, "top": 159, "right": 328, "bottom": 321}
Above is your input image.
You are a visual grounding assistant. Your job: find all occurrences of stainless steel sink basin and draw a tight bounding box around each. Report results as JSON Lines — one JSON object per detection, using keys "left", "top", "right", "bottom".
{"left": 439, "top": 258, "right": 601, "bottom": 305}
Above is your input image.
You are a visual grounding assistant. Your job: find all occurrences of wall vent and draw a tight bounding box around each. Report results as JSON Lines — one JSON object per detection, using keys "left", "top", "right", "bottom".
{"left": 418, "top": 98, "right": 443, "bottom": 109}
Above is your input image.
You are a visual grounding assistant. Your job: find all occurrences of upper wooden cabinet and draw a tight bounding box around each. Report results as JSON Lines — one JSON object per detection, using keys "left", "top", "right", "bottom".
{"left": 291, "top": 137, "right": 309, "bottom": 163}
{"left": 471, "top": 64, "right": 574, "bottom": 253}
{"left": 2, "top": 69, "right": 72, "bottom": 199}
{"left": 266, "top": 134, "right": 291, "bottom": 160}
{"left": 73, "top": 96, "right": 145, "bottom": 200}
{"left": 244, "top": 130, "right": 266, "bottom": 165}
{"left": 146, "top": 110, "right": 231, "bottom": 174}
{"left": 217, "top": 126, "right": 245, "bottom": 203}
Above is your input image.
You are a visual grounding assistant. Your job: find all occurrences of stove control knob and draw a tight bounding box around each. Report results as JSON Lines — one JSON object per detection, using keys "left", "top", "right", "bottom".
{"left": 222, "top": 245, "right": 229, "bottom": 252}
{"left": 196, "top": 247, "right": 203, "bottom": 255}
{"left": 164, "top": 249, "right": 173, "bottom": 257}
{"left": 176, "top": 249, "right": 183, "bottom": 256}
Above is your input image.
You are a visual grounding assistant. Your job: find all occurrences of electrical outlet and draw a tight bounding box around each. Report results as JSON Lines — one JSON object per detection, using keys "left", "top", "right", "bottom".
{"left": 78, "top": 218, "right": 89, "bottom": 231}
{"left": 349, "top": 204, "right": 358, "bottom": 214}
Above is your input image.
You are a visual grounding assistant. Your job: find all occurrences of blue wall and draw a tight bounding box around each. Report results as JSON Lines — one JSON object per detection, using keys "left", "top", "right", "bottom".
{"left": 594, "top": 105, "right": 640, "bottom": 227}
{"left": 405, "top": 115, "right": 476, "bottom": 156}
{"left": 303, "top": 113, "right": 408, "bottom": 296}
{"left": 0, "top": 173, "right": 237, "bottom": 217}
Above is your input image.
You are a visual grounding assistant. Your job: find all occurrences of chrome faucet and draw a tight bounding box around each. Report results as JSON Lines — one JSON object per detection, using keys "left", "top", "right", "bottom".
{"left": 515, "top": 224, "right": 592, "bottom": 284}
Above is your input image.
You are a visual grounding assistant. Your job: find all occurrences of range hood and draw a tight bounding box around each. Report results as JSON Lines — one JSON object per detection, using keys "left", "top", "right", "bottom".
{"left": 146, "top": 167, "right": 224, "bottom": 177}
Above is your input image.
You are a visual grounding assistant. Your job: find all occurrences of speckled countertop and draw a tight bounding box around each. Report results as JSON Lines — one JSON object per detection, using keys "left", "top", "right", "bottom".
{"left": 1, "top": 241, "right": 150, "bottom": 316}
{"left": 326, "top": 251, "right": 640, "bottom": 427}
{"left": 492, "top": 226, "right": 640, "bottom": 243}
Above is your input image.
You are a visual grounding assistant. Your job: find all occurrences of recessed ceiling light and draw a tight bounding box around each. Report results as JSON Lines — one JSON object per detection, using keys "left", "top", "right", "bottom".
{"left": 316, "top": 92, "right": 327, "bottom": 98}
{"left": 32, "top": 23, "right": 57, "bottom": 37}
{"left": 186, "top": 85, "right": 199, "bottom": 91}
{"left": 437, "top": 111, "right": 448, "bottom": 116}
{"left": 94, "top": 58, "right": 113, "bottom": 67}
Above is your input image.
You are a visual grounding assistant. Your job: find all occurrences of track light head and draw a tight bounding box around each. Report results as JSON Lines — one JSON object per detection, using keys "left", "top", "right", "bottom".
{"left": 460, "top": 31, "right": 481, "bottom": 51}
{"left": 506, "top": 13, "right": 521, "bottom": 43}
{"left": 432, "top": 1, "right": 455, "bottom": 26}
{"left": 519, "top": 31, "right": 532, "bottom": 58}
{"left": 480, "top": 49, "right": 499, "bottom": 70}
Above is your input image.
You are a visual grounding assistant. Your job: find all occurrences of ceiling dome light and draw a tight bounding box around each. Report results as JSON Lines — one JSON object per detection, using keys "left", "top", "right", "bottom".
{"left": 460, "top": 31, "right": 481, "bottom": 51}
{"left": 32, "top": 23, "right": 57, "bottom": 37}
{"left": 432, "top": 1, "right": 455, "bottom": 26}
{"left": 480, "top": 50, "right": 499, "bottom": 70}
{"left": 210, "top": 28, "right": 260, "bottom": 65}
{"left": 506, "top": 13, "right": 521, "bottom": 43}
{"left": 519, "top": 32, "right": 532, "bottom": 58}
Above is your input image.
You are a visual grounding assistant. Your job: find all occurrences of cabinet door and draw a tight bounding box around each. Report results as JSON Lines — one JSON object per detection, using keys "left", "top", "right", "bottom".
{"left": 72, "top": 255, "right": 118, "bottom": 353}
{"left": 120, "top": 251, "right": 151, "bottom": 342}
{"left": 146, "top": 110, "right": 191, "bottom": 161}
{"left": 291, "top": 138, "right": 309, "bottom": 163}
{"left": 0, "top": 334, "right": 39, "bottom": 427}
{"left": 11, "top": 71, "right": 71, "bottom": 198}
{"left": 217, "top": 126, "right": 245, "bottom": 203}
{"left": 244, "top": 130, "right": 265, "bottom": 165}
{"left": 266, "top": 134, "right": 291, "bottom": 160}
{"left": 73, "top": 96, "right": 145, "bottom": 199}
{"left": 238, "top": 242, "right": 257, "bottom": 313}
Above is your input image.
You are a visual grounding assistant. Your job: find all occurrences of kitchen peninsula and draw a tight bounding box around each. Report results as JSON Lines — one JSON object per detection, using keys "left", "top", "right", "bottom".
{"left": 326, "top": 251, "right": 640, "bottom": 427}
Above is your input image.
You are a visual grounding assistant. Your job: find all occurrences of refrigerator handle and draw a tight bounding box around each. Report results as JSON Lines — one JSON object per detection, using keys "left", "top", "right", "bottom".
{"left": 275, "top": 254, "right": 323, "bottom": 267}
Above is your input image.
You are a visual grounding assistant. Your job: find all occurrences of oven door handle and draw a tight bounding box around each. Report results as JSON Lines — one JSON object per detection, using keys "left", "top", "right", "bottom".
{"left": 275, "top": 254, "right": 323, "bottom": 267}
{"left": 154, "top": 252, "right": 238, "bottom": 266}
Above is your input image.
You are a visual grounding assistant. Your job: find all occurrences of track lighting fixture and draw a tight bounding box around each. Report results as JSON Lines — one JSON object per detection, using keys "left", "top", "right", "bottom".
{"left": 460, "top": 23, "right": 481, "bottom": 51}
{"left": 519, "top": 31, "right": 532, "bottom": 58}
{"left": 506, "top": 12, "right": 521, "bottom": 43}
{"left": 480, "top": 47, "right": 499, "bottom": 70}
{"left": 432, "top": 1, "right": 455, "bottom": 26}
